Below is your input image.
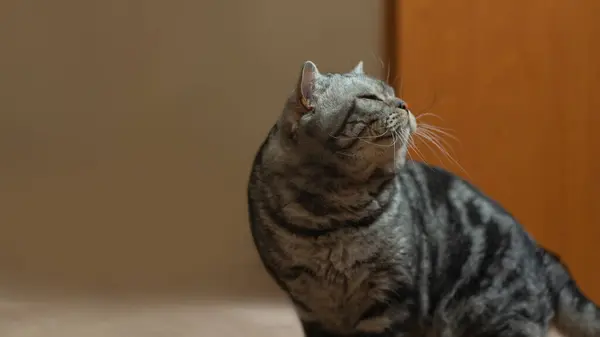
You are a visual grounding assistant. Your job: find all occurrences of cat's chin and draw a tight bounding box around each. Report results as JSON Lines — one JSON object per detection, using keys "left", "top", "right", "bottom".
{"left": 380, "top": 158, "right": 406, "bottom": 175}
{"left": 379, "top": 146, "right": 408, "bottom": 175}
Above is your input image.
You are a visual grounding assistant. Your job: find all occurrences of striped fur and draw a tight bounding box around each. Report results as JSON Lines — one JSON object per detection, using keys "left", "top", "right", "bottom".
{"left": 247, "top": 61, "right": 600, "bottom": 337}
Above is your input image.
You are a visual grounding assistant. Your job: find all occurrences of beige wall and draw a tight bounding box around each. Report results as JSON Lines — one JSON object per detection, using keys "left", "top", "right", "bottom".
{"left": 0, "top": 0, "right": 386, "bottom": 300}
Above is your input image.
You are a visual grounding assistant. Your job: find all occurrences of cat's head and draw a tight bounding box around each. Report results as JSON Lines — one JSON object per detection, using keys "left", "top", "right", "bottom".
{"left": 277, "top": 61, "right": 416, "bottom": 181}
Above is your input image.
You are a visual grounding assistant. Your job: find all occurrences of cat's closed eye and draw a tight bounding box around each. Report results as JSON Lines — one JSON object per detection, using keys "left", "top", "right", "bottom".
{"left": 357, "top": 94, "right": 384, "bottom": 102}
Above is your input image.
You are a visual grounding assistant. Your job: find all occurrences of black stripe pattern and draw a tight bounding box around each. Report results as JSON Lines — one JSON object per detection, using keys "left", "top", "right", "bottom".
{"left": 247, "top": 67, "right": 599, "bottom": 337}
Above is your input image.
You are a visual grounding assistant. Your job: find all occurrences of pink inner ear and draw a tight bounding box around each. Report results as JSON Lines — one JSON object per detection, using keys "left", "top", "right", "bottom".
{"left": 300, "top": 62, "right": 317, "bottom": 103}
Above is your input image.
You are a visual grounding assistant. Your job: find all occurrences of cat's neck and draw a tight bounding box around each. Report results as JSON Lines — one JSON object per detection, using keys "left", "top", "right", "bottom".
{"left": 258, "top": 130, "right": 398, "bottom": 224}
{"left": 265, "top": 154, "right": 396, "bottom": 226}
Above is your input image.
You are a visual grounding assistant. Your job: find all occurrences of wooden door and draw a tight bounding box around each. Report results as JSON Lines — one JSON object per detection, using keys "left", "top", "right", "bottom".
{"left": 392, "top": 0, "right": 600, "bottom": 301}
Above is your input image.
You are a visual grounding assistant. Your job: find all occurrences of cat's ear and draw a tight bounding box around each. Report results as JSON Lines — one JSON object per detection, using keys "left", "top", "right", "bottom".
{"left": 351, "top": 61, "right": 364, "bottom": 75}
{"left": 297, "top": 61, "right": 320, "bottom": 111}
{"left": 279, "top": 61, "right": 320, "bottom": 141}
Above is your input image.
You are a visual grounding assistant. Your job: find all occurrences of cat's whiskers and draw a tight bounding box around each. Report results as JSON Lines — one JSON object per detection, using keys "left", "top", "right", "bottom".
{"left": 390, "top": 131, "right": 397, "bottom": 166}
{"left": 417, "top": 127, "right": 457, "bottom": 153}
{"left": 416, "top": 127, "right": 466, "bottom": 177}
{"left": 390, "top": 74, "right": 401, "bottom": 92}
{"left": 414, "top": 124, "right": 470, "bottom": 178}
{"left": 413, "top": 129, "right": 447, "bottom": 168}
{"left": 398, "top": 76, "right": 404, "bottom": 96}
{"left": 330, "top": 130, "right": 400, "bottom": 149}
{"left": 418, "top": 124, "right": 459, "bottom": 143}
{"left": 371, "top": 51, "right": 386, "bottom": 72}
{"left": 406, "top": 131, "right": 426, "bottom": 163}
{"left": 370, "top": 51, "right": 393, "bottom": 86}
{"left": 358, "top": 134, "right": 400, "bottom": 149}
{"left": 329, "top": 130, "right": 389, "bottom": 141}
{"left": 386, "top": 61, "right": 391, "bottom": 84}
{"left": 403, "top": 133, "right": 414, "bottom": 162}
{"left": 416, "top": 113, "right": 444, "bottom": 121}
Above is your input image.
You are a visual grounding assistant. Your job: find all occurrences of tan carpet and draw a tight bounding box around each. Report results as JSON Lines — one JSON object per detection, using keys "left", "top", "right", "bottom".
{"left": 0, "top": 270, "right": 566, "bottom": 337}
{"left": 0, "top": 295, "right": 569, "bottom": 337}
{"left": 0, "top": 268, "right": 306, "bottom": 337}
{"left": 0, "top": 297, "right": 303, "bottom": 337}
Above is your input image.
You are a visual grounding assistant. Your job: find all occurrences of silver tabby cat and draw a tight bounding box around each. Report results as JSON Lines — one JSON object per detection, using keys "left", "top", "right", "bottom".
{"left": 247, "top": 61, "right": 600, "bottom": 337}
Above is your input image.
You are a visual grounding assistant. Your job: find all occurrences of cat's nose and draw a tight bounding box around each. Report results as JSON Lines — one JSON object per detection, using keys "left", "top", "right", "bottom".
{"left": 394, "top": 98, "right": 408, "bottom": 110}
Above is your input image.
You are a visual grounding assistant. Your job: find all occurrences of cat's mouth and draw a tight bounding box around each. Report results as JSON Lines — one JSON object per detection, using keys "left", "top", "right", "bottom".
{"left": 378, "top": 109, "right": 416, "bottom": 143}
{"left": 377, "top": 116, "right": 416, "bottom": 144}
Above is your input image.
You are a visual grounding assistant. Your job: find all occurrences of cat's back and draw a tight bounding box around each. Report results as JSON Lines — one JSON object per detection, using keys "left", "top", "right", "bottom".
{"left": 399, "top": 160, "right": 515, "bottom": 220}
{"left": 397, "top": 160, "right": 542, "bottom": 279}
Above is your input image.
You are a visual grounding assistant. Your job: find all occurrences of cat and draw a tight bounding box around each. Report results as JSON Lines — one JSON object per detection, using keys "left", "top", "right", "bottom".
{"left": 246, "top": 60, "right": 600, "bottom": 337}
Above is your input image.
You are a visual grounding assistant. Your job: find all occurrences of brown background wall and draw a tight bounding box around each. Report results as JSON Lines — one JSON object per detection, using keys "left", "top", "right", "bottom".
{"left": 0, "top": 0, "right": 386, "bottom": 299}
{"left": 395, "top": 0, "right": 600, "bottom": 301}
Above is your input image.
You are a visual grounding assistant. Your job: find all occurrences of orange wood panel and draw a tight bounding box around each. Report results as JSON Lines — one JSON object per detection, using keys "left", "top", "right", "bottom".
{"left": 392, "top": 0, "right": 600, "bottom": 301}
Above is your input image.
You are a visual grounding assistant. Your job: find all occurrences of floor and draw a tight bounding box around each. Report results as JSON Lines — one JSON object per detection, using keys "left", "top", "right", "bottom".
{"left": 0, "top": 297, "right": 303, "bottom": 337}
{"left": 0, "top": 267, "right": 306, "bottom": 337}
{"left": 0, "top": 296, "right": 568, "bottom": 337}
{"left": 0, "top": 272, "right": 565, "bottom": 337}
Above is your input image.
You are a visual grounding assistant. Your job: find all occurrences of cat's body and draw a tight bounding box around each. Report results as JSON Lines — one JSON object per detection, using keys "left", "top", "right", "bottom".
{"left": 247, "top": 61, "right": 600, "bottom": 337}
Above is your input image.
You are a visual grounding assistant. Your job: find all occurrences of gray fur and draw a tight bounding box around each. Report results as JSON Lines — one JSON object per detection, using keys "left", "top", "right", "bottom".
{"left": 247, "top": 61, "right": 600, "bottom": 337}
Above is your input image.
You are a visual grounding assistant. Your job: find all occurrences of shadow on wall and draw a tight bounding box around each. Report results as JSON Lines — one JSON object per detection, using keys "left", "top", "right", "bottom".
{"left": 0, "top": 0, "right": 387, "bottom": 301}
